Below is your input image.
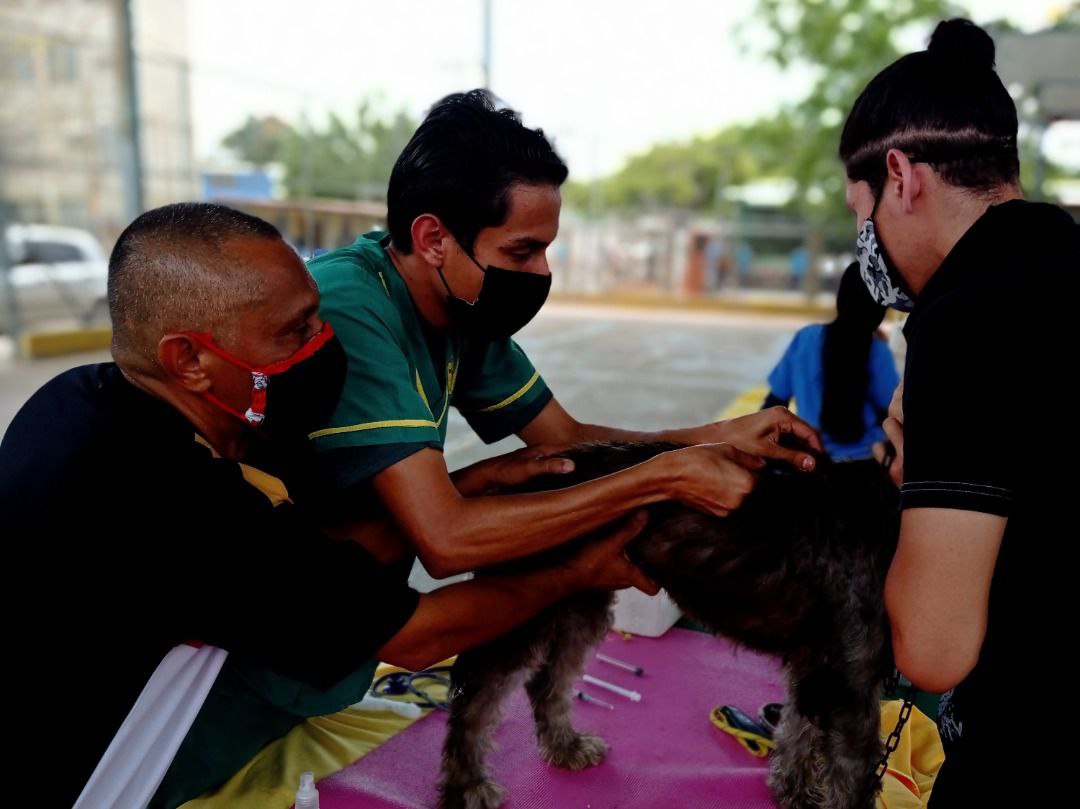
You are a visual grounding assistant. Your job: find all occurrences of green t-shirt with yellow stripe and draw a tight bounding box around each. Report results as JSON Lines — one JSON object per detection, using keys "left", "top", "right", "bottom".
{"left": 308, "top": 232, "right": 552, "bottom": 489}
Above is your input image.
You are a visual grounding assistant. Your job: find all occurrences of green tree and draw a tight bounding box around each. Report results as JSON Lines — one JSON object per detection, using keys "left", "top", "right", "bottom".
{"left": 565, "top": 114, "right": 802, "bottom": 213}
{"left": 569, "top": 0, "right": 959, "bottom": 225}
{"left": 283, "top": 100, "right": 416, "bottom": 200}
{"left": 221, "top": 100, "right": 417, "bottom": 200}
{"left": 745, "top": 0, "right": 954, "bottom": 222}
{"left": 222, "top": 115, "right": 295, "bottom": 168}
{"left": 1060, "top": 1, "right": 1079, "bottom": 29}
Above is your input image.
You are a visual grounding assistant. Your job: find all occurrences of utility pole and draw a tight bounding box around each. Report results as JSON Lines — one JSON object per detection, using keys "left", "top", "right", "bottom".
{"left": 481, "top": 0, "right": 492, "bottom": 90}
{"left": 116, "top": 0, "right": 144, "bottom": 218}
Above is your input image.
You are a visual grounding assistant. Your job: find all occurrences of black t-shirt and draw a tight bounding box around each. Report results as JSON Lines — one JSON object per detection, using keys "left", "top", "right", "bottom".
{"left": 0, "top": 363, "right": 419, "bottom": 806}
{"left": 900, "top": 200, "right": 1078, "bottom": 805}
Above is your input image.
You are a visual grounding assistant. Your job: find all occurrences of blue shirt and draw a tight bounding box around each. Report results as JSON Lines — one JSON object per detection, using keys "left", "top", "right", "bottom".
{"left": 767, "top": 324, "right": 899, "bottom": 460}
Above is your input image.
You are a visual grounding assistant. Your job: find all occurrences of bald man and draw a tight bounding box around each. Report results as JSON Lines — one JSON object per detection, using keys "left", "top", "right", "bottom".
{"left": 0, "top": 203, "right": 651, "bottom": 807}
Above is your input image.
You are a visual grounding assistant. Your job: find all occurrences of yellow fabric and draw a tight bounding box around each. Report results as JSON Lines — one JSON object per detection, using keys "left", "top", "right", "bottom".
{"left": 876, "top": 700, "right": 945, "bottom": 809}
{"left": 434, "top": 360, "right": 458, "bottom": 427}
{"left": 235, "top": 464, "right": 292, "bottom": 507}
{"left": 193, "top": 434, "right": 292, "bottom": 507}
{"left": 179, "top": 705, "right": 415, "bottom": 809}
{"left": 717, "top": 384, "right": 798, "bottom": 421}
{"left": 415, "top": 362, "right": 459, "bottom": 428}
{"left": 445, "top": 360, "right": 460, "bottom": 420}
{"left": 478, "top": 369, "right": 541, "bottom": 412}
{"left": 415, "top": 369, "right": 432, "bottom": 415}
{"left": 709, "top": 706, "right": 775, "bottom": 757}
{"left": 308, "top": 418, "right": 440, "bottom": 439}
{"left": 180, "top": 663, "right": 450, "bottom": 809}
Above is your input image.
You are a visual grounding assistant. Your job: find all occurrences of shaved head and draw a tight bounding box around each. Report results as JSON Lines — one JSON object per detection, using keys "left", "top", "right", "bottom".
{"left": 107, "top": 203, "right": 284, "bottom": 367}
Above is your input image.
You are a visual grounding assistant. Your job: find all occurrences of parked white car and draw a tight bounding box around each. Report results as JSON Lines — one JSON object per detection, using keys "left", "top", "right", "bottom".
{"left": 1, "top": 224, "right": 110, "bottom": 333}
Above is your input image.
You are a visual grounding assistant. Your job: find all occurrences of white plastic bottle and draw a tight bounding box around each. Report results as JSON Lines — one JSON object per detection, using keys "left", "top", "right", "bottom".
{"left": 295, "top": 771, "right": 319, "bottom": 809}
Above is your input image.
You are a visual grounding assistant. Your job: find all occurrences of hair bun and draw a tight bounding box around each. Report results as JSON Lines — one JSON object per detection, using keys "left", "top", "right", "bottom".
{"left": 928, "top": 18, "right": 996, "bottom": 73}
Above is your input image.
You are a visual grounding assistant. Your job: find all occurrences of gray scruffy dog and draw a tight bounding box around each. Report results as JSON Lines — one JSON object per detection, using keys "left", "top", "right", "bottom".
{"left": 440, "top": 442, "right": 900, "bottom": 809}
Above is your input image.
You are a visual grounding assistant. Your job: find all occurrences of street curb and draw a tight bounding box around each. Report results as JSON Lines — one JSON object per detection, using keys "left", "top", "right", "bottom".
{"left": 21, "top": 326, "right": 112, "bottom": 358}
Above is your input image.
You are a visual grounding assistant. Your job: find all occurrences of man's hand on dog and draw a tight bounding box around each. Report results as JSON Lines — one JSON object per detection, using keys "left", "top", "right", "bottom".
{"left": 654, "top": 443, "right": 765, "bottom": 517}
{"left": 569, "top": 511, "right": 659, "bottom": 595}
{"left": 688, "top": 408, "right": 823, "bottom": 472}
{"left": 451, "top": 444, "right": 576, "bottom": 496}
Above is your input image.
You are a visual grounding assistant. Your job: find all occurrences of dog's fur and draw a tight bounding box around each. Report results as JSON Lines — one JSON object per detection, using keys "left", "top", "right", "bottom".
{"left": 440, "top": 442, "right": 900, "bottom": 809}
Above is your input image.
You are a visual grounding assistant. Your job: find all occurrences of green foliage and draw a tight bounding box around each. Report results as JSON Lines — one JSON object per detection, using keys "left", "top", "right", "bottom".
{"left": 222, "top": 100, "right": 417, "bottom": 200}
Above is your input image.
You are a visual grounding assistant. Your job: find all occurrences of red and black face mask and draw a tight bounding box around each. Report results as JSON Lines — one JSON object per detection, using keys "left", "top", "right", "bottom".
{"left": 184, "top": 323, "right": 347, "bottom": 438}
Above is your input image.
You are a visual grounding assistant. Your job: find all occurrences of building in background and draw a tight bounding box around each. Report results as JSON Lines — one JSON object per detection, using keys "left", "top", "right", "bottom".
{"left": 0, "top": 0, "right": 195, "bottom": 246}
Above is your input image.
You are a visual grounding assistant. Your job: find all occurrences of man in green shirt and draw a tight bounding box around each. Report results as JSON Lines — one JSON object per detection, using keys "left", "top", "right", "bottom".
{"left": 310, "top": 90, "right": 822, "bottom": 577}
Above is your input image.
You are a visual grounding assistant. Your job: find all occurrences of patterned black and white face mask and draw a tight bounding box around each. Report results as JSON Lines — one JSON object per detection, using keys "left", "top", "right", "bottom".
{"left": 855, "top": 217, "right": 915, "bottom": 313}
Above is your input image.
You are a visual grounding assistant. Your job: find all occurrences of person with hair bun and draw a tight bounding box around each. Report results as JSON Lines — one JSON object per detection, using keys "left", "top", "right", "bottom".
{"left": 839, "top": 18, "right": 1079, "bottom": 805}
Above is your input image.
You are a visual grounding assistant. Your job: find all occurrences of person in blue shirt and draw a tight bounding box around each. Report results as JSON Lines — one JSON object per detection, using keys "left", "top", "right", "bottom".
{"left": 763, "top": 261, "right": 900, "bottom": 460}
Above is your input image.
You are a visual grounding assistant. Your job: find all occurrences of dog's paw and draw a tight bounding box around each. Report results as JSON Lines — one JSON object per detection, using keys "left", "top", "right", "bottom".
{"left": 541, "top": 732, "right": 608, "bottom": 770}
{"left": 439, "top": 778, "right": 505, "bottom": 809}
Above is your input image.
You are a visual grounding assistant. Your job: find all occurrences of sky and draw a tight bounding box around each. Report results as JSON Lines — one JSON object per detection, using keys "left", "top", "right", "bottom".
{"left": 186, "top": 0, "right": 1079, "bottom": 180}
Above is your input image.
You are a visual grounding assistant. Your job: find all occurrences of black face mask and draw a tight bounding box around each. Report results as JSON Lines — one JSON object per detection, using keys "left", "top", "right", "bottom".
{"left": 436, "top": 251, "right": 551, "bottom": 340}
{"left": 186, "top": 324, "right": 348, "bottom": 439}
{"left": 259, "top": 332, "right": 348, "bottom": 438}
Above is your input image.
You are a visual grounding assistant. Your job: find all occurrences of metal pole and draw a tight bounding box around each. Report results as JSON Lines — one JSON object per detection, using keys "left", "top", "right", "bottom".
{"left": 302, "top": 108, "right": 316, "bottom": 257}
{"left": 1033, "top": 114, "right": 1048, "bottom": 202}
{"left": 482, "top": 0, "right": 492, "bottom": 90}
{"left": 0, "top": 199, "right": 22, "bottom": 353}
{"left": 117, "top": 0, "right": 144, "bottom": 217}
{"left": 0, "top": 77, "right": 20, "bottom": 349}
